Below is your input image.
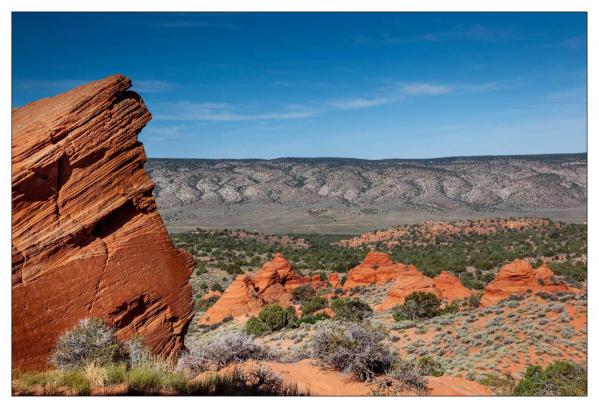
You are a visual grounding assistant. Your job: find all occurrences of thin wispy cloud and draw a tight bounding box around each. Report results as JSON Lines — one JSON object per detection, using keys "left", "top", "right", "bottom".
{"left": 157, "top": 79, "right": 503, "bottom": 119}
{"left": 551, "top": 36, "right": 585, "bottom": 49}
{"left": 354, "top": 24, "right": 515, "bottom": 46}
{"left": 155, "top": 101, "right": 316, "bottom": 122}
{"left": 133, "top": 79, "right": 173, "bottom": 93}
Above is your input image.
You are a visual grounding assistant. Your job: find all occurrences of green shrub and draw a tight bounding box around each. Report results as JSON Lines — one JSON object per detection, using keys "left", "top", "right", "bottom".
{"left": 243, "top": 304, "right": 297, "bottom": 336}
{"left": 513, "top": 361, "right": 587, "bottom": 396}
{"left": 211, "top": 282, "right": 224, "bottom": 292}
{"left": 245, "top": 316, "right": 269, "bottom": 337}
{"left": 330, "top": 298, "right": 373, "bottom": 321}
{"left": 258, "top": 304, "right": 298, "bottom": 332}
{"left": 416, "top": 356, "right": 444, "bottom": 377}
{"left": 391, "top": 292, "right": 441, "bottom": 321}
{"left": 291, "top": 285, "right": 316, "bottom": 302}
{"left": 301, "top": 296, "right": 328, "bottom": 315}
{"left": 298, "top": 312, "right": 329, "bottom": 325}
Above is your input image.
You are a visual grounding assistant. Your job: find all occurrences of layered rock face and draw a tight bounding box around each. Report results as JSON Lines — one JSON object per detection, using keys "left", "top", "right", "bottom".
{"left": 378, "top": 267, "right": 471, "bottom": 310}
{"left": 343, "top": 252, "right": 403, "bottom": 289}
{"left": 199, "top": 253, "right": 303, "bottom": 325}
{"left": 379, "top": 265, "right": 441, "bottom": 310}
{"left": 433, "top": 271, "right": 472, "bottom": 302}
{"left": 480, "top": 259, "right": 579, "bottom": 306}
{"left": 12, "top": 75, "right": 194, "bottom": 371}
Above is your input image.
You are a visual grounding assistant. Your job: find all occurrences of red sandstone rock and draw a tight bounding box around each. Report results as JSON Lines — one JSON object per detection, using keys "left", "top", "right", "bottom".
{"left": 379, "top": 265, "right": 441, "bottom": 310}
{"left": 200, "top": 290, "right": 222, "bottom": 301}
{"left": 343, "top": 252, "right": 403, "bottom": 289}
{"left": 11, "top": 75, "right": 194, "bottom": 371}
{"left": 433, "top": 271, "right": 472, "bottom": 302}
{"left": 198, "top": 275, "right": 266, "bottom": 325}
{"left": 199, "top": 253, "right": 301, "bottom": 325}
{"left": 327, "top": 272, "right": 340, "bottom": 288}
{"left": 480, "top": 259, "right": 579, "bottom": 307}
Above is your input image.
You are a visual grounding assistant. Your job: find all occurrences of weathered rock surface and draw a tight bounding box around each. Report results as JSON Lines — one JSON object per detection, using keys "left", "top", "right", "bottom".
{"left": 199, "top": 253, "right": 308, "bottom": 325}
{"left": 342, "top": 252, "right": 403, "bottom": 289}
{"left": 433, "top": 271, "right": 472, "bottom": 302}
{"left": 12, "top": 75, "right": 194, "bottom": 371}
{"left": 379, "top": 265, "right": 441, "bottom": 310}
{"left": 480, "top": 259, "right": 579, "bottom": 306}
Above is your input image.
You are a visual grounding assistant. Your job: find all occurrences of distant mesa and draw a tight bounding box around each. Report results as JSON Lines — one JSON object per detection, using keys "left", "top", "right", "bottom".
{"left": 11, "top": 74, "right": 194, "bottom": 370}
{"left": 480, "top": 259, "right": 580, "bottom": 306}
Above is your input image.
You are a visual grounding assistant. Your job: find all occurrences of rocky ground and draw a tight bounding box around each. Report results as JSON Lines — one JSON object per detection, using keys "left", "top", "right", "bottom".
{"left": 171, "top": 219, "right": 587, "bottom": 396}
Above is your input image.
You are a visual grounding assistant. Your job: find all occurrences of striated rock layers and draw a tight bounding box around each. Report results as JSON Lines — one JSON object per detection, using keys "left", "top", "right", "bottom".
{"left": 199, "top": 253, "right": 308, "bottom": 325}
{"left": 379, "top": 268, "right": 471, "bottom": 310}
{"left": 343, "top": 252, "right": 403, "bottom": 289}
{"left": 12, "top": 75, "right": 194, "bottom": 371}
{"left": 480, "top": 259, "right": 579, "bottom": 306}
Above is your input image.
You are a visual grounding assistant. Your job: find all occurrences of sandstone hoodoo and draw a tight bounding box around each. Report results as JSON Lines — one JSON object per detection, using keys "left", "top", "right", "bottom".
{"left": 199, "top": 253, "right": 315, "bottom": 325}
{"left": 12, "top": 75, "right": 194, "bottom": 371}
{"left": 480, "top": 259, "right": 579, "bottom": 306}
{"left": 342, "top": 252, "right": 403, "bottom": 289}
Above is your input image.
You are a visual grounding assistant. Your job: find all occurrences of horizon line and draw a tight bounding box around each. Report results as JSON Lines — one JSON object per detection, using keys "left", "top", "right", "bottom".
{"left": 147, "top": 151, "right": 587, "bottom": 162}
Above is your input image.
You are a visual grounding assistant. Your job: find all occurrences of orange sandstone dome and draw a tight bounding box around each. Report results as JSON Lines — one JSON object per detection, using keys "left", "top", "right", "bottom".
{"left": 343, "top": 251, "right": 404, "bottom": 289}
{"left": 480, "top": 259, "right": 579, "bottom": 306}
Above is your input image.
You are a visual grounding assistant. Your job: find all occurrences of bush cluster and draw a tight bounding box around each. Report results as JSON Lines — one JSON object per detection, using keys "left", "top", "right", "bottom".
{"left": 244, "top": 304, "right": 298, "bottom": 337}
{"left": 310, "top": 321, "right": 394, "bottom": 381}
{"left": 300, "top": 296, "right": 328, "bottom": 315}
{"left": 177, "top": 331, "right": 270, "bottom": 376}
{"left": 330, "top": 298, "right": 373, "bottom": 321}
{"left": 51, "top": 318, "right": 144, "bottom": 369}
{"left": 513, "top": 361, "right": 587, "bottom": 396}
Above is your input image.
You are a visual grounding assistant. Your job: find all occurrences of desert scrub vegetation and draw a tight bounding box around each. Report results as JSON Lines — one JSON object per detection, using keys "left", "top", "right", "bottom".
{"left": 14, "top": 319, "right": 301, "bottom": 396}
{"left": 189, "top": 365, "right": 304, "bottom": 396}
{"left": 300, "top": 296, "right": 328, "bottom": 315}
{"left": 310, "top": 320, "right": 394, "bottom": 381}
{"left": 177, "top": 331, "right": 270, "bottom": 376}
{"left": 244, "top": 304, "right": 298, "bottom": 337}
{"left": 330, "top": 297, "right": 373, "bottom": 321}
{"left": 391, "top": 292, "right": 457, "bottom": 321}
{"left": 513, "top": 361, "right": 587, "bottom": 396}
{"left": 51, "top": 317, "right": 129, "bottom": 369}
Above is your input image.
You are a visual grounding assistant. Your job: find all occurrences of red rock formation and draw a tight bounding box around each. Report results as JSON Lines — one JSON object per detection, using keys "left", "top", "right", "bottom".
{"left": 343, "top": 252, "right": 403, "bottom": 289}
{"left": 327, "top": 272, "right": 340, "bottom": 288}
{"left": 198, "top": 275, "right": 266, "bottom": 325}
{"left": 12, "top": 75, "right": 194, "bottom": 371}
{"left": 480, "top": 259, "right": 579, "bottom": 306}
{"left": 433, "top": 271, "right": 472, "bottom": 302}
{"left": 379, "top": 265, "right": 441, "bottom": 310}
{"left": 199, "top": 253, "right": 303, "bottom": 325}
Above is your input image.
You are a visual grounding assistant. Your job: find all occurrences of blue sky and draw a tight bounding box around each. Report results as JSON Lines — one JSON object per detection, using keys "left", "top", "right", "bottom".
{"left": 12, "top": 12, "right": 586, "bottom": 159}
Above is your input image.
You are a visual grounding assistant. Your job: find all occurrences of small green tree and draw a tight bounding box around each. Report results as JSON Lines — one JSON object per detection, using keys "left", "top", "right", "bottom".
{"left": 291, "top": 285, "right": 316, "bottom": 302}
{"left": 301, "top": 296, "right": 328, "bottom": 315}
{"left": 392, "top": 292, "right": 441, "bottom": 321}
{"left": 330, "top": 298, "right": 373, "bottom": 321}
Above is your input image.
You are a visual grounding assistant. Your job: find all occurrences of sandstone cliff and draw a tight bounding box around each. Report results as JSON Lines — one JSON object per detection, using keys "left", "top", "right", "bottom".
{"left": 12, "top": 74, "right": 194, "bottom": 370}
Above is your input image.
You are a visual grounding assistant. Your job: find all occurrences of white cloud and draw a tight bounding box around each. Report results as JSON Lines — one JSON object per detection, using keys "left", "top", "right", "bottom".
{"left": 133, "top": 79, "right": 173, "bottom": 93}
{"left": 155, "top": 100, "right": 316, "bottom": 121}
{"left": 329, "top": 97, "right": 390, "bottom": 110}
{"left": 399, "top": 83, "right": 453, "bottom": 96}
